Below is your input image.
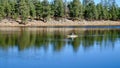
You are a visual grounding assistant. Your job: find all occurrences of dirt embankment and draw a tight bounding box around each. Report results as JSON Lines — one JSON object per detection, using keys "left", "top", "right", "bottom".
{"left": 0, "top": 19, "right": 119, "bottom": 27}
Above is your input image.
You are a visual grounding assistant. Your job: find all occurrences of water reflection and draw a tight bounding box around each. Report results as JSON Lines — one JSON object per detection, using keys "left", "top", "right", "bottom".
{"left": 0, "top": 28, "right": 120, "bottom": 52}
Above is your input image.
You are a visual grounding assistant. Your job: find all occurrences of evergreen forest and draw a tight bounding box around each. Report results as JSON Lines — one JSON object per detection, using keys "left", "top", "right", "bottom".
{"left": 0, "top": 0, "right": 120, "bottom": 23}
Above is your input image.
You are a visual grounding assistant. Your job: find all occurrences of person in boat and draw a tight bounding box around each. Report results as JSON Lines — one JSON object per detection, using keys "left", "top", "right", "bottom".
{"left": 67, "top": 32, "right": 78, "bottom": 38}
{"left": 70, "top": 32, "right": 75, "bottom": 35}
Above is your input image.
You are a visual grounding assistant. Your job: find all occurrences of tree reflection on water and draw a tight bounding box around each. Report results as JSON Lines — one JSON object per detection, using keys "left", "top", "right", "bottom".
{"left": 0, "top": 28, "right": 120, "bottom": 52}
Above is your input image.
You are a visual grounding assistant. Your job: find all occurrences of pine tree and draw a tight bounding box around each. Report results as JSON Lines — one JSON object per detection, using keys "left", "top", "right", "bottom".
{"left": 84, "top": 2, "right": 98, "bottom": 20}
{"left": 109, "top": 4, "right": 119, "bottom": 20}
{"left": 29, "top": 0, "right": 36, "bottom": 20}
{"left": 41, "top": 0, "right": 51, "bottom": 22}
{"left": 94, "top": 5, "right": 99, "bottom": 20}
{"left": 3, "top": 0, "right": 12, "bottom": 18}
{"left": 10, "top": 0, "right": 18, "bottom": 20}
{"left": 103, "top": 6, "right": 109, "bottom": 20}
{"left": 79, "top": 3, "right": 84, "bottom": 20}
{"left": 54, "top": 0, "right": 64, "bottom": 18}
{"left": 68, "top": 0, "right": 83, "bottom": 20}
{"left": 34, "top": 1, "right": 42, "bottom": 20}
{"left": 19, "top": 0, "right": 29, "bottom": 24}
{"left": 0, "top": 4, "right": 5, "bottom": 20}
{"left": 68, "top": 2, "right": 73, "bottom": 18}
{"left": 50, "top": 3, "right": 55, "bottom": 17}
{"left": 118, "top": 8, "right": 120, "bottom": 19}
{"left": 96, "top": 3, "right": 109, "bottom": 20}
{"left": 96, "top": 4, "right": 103, "bottom": 20}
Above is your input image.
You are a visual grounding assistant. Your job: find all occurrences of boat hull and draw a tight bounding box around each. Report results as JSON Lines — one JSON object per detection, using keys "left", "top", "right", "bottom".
{"left": 67, "top": 35, "right": 78, "bottom": 38}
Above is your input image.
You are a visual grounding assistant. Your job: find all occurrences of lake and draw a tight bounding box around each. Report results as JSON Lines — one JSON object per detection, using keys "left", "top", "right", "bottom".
{"left": 0, "top": 27, "right": 120, "bottom": 68}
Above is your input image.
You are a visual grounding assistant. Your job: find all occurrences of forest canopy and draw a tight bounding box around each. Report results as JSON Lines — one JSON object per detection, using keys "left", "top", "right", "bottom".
{"left": 0, "top": 0, "right": 120, "bottom": 24}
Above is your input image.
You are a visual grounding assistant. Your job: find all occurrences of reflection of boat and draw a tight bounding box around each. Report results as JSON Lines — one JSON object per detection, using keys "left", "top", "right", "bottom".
{"left": 67, "top": 33, "right": 78, "bottom": 38}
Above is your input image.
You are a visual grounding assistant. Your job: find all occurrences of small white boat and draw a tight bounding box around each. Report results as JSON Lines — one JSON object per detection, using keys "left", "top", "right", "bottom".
{"left": 67, "top": 33, "right": 78, "bottom": 38}
{"left": 67, "top": 35, "right": 78, "bottom": 38}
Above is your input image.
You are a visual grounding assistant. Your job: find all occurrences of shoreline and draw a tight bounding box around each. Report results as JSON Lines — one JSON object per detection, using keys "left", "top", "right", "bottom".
{"left": 0, "top": 19, "right": 120, "bottom": 27}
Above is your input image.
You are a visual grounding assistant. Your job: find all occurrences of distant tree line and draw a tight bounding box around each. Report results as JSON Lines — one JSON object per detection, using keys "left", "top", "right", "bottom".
{"left": 0, "top": 0, "right": 120, "bottom": 24}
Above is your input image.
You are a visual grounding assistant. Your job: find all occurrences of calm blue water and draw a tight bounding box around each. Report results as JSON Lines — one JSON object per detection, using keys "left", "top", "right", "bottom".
{"left": 0, "top": 27, "right": 120, "bottom": 68}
